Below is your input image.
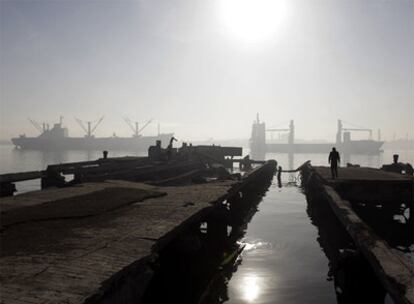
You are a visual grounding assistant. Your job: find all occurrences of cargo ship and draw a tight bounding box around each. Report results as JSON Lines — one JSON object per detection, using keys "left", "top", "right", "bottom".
{"left": 11, "top": 117, "right": 174, "bottom": 151}
{"left": 251, "top": 116, "right": 384, "bottom": 155}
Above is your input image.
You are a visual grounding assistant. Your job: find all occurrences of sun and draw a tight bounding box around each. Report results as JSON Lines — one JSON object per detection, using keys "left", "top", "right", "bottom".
{"left": 219, "top": 0, "right": 289, "bottom": 44}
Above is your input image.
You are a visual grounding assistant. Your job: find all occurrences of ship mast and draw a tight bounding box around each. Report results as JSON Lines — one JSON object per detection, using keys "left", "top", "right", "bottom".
{"left": 339, "top": 119, "right": 374, "bottom": 141}
{"left": 123, "top": 118, "right": 154, "bottom": 137}
{"left": 28, "top": 118, "right": 43, "bottom": 134}
{"left": 75, "top": 116, "right": 104, "bottom": 137}
{"left": 123, "top": 118, "right": 139, "bottom": 137}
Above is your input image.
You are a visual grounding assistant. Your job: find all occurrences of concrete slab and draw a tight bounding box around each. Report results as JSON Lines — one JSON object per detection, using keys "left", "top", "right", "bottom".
{"left": 0, "top": 179, "right": 236, "bottom": 304}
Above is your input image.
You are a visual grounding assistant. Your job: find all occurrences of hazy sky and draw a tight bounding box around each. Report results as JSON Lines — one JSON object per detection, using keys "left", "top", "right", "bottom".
{"left": 1, "top": 0, "right": 413, "bottom": 142}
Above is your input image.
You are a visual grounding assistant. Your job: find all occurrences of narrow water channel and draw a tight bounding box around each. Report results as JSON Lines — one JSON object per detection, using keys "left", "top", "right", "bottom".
{"left": 222, "top": 176, "right": 337, "bottom": 303}
{"left": 215, "top": 172, "right": 395, "bottom": 304}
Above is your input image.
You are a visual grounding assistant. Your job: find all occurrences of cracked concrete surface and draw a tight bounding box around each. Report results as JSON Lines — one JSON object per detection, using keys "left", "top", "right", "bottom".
{"left": 0, "top": 179, "right": 235, "bottom": 304}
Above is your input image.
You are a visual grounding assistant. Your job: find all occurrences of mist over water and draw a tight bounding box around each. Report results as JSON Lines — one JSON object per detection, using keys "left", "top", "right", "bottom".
{"left": 1, "top": 1, "right": 413, "bottom": 303}
{"left": 1, "top": 141, "right": 412, "bottom": 194}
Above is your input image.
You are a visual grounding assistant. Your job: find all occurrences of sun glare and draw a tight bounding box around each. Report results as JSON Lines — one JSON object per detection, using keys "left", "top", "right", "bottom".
{"left": 219, "top": 0, "right": 289, "bottom": 43}
{"left": 241, "top": 274, "right": 261, "bottom": 302}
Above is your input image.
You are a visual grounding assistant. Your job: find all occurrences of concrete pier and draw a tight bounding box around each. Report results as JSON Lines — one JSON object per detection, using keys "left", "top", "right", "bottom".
{"left": 0, "top": 161, "right": 276, "bottom": 304}
{"left": 301, "top": 164, "right": 414, "bottom": 304}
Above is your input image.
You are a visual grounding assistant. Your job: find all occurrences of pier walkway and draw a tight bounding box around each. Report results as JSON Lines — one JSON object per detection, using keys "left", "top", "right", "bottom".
{"left": 0, "top": 161, "right": 276, "bottom": 304}
{"left": 314, "top": 166, "right": 414, "bottom": 208}
{"left": 302, "top": 164, "right": 414, "bottom": 304}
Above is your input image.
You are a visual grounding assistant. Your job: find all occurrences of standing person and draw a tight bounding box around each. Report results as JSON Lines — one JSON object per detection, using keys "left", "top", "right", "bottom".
{"left": 328, "top": 147, "right": 340, "bottom": 179}
{"left": 277, "top": 166, "right": 283, "bottom": 188}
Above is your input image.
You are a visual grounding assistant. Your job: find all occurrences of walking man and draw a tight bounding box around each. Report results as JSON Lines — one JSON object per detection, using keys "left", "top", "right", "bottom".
{"left": 328, "top": 147, "right": 340, "bottom": 179}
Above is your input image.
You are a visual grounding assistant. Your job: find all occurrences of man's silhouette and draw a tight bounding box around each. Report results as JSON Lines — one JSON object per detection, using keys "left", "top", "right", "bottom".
{"left": 329, "top": 147, "right": 340, "bottom": 179}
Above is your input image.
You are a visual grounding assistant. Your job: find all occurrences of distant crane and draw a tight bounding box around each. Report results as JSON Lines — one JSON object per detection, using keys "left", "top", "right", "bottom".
{"left": 266, "top": 127, "right": 289, "bottom": 141}
{"left": 28, "top": 119, "right": 43, "bottom": 134}
{"left": 266, "top": 120, "right": 295, "bottom": 144}
{"left": 343, "top": 127, "right": 373, "bottom": 139}
{"left": 28, "top": 118, "right": 50, "bottom": 134}
{"left": 337, "top": 119, "right": 374, "bottom": 143}
{"left": 75, "top": 116, "right": 104, "bottom": 137}
{"left": 123, "top": 118, "right": 153, "bottom": 137}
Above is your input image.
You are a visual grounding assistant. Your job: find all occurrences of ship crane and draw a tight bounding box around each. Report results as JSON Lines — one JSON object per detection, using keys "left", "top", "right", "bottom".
{"left": 337, "top": 119, "right": 374, "bottom": 143}
{"left": 266, "top": 120, "right": 295, "bottom": 144}
{"left": 342, "top": 128, "right": 373, "bottom": 139}
{"left": 75, "top": 116, "right": 104, "bottom": 138}
{"left": 123, "top": 118, "right": 153, "bottom": 137}
{"left": 266, "top": 119, "right": 291, "bottom": 133}
{"left": 28, "top": 118, "right": 50, "bottom": 134}
{"left": 266, "top": 128, "right": 290, "bottom": 132}
{"left": 28, "top": 119, "right": 43, "bottom": 134}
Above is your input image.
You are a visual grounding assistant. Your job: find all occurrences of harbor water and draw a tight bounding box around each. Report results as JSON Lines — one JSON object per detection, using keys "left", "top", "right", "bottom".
{"left": 0, "top": 144, "right": 413, "bottom": 303}
{"left": 224, "top": 183, "right": 338, "bottom": 303}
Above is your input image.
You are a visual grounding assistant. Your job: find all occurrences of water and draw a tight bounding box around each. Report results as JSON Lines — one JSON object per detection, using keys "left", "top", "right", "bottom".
{"left": 1, "top": 144, "right": 412, "bottom": 303}
{"left": 226, "top": 184, "right": 337, "bottom": 304}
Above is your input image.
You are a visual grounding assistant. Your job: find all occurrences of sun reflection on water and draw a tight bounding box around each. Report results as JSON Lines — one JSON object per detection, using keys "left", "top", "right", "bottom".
{"left": 235, "top": 240, "right": 277, "bottom": 303}
{"left": 241, "top": 274, "right": 261, "bottom": 302}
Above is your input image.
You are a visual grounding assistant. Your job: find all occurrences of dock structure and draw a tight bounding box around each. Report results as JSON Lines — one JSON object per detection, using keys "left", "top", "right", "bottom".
{"left": 0, "top": 145, "right": 245, "bottom": 197}
{"left": 301, "top": 164, "right": 414, "bottom": 304}
{"left": 0, "top": 160, "right": 276, "bottom": 304}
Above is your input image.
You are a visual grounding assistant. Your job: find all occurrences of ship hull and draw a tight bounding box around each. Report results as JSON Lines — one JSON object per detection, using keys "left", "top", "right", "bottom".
{"left": 265, "top": 140, "right": 384, "bottom": 154}
{"left": 11, "top": 134, "right": 174, "bottom": 151}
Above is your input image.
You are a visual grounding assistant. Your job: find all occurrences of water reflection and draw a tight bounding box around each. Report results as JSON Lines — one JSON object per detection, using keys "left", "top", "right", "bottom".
{"left": 240, "top": 274, "right": 261, "bottom": 302}
{"left": 217, "top": 181, "right": 338, "bottom": 304}
{"left": 242, "top": 240, "right": 273, "bottom": 252}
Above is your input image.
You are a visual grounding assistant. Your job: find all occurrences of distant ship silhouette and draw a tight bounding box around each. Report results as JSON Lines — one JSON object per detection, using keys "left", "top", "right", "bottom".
{"left": 250, "top": 116, "right": 383, "bottom": 155}
{"left": 12, "top": 117, "right": 174, "bottom": 151}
